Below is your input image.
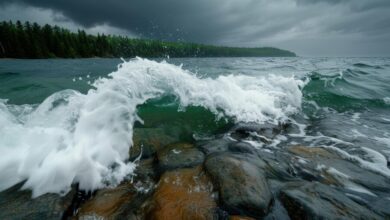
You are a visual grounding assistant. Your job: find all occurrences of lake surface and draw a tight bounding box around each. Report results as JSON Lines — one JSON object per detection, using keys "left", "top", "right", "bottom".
{"left": 0, "top": 57, "right": 390, "bottom": 216}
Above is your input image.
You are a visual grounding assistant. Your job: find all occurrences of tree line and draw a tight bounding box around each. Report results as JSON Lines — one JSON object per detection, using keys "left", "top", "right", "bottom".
{"left": 0, "top": 21, "right": 296, "bottom": 58}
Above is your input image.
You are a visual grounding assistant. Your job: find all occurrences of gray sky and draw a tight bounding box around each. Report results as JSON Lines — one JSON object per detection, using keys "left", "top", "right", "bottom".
{"left": 0, "top": 0, "right": 389, "bottom": 57}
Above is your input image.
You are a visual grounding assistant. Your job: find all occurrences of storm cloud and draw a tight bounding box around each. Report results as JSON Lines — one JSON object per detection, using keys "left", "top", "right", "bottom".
{"left": 0, "top": 0, "right": 389, "bottom": 56}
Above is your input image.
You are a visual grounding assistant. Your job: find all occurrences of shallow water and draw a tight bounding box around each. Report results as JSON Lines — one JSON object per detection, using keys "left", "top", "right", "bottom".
{"left": 0, "top": 57, "right": 389, "bottom": 199}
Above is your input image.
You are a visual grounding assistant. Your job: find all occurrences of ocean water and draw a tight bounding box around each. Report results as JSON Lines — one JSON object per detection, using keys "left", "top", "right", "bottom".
{"left": 0, "top": 57, "right": 389, "bottom": 198}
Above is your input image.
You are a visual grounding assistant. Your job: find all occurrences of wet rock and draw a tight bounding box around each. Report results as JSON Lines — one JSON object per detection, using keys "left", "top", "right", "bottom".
{"left": 76, "top": 183, "right": 134, "bottom": 219}
{"left": 145, "top": 166, "right": 217, "bottom": 220}
{"left": 229, "top": 122, "right": 284, "bottom": 141}
{"left": 263, "top": 198, "right": 290, "bottom": 220}
{"left": 77, "top": 180, "right": 153, "bottom": 220}
{"left": 129, "top": 128, "right": 177, "bottom": 160}
{"left": 197, "top": 137, "right": 233, "bottom": 155}
{"left": 134, "top": 158, "right": 159, "bottom": 182}
{"left": 157, "top": 142, "right": 205, "bottom": 172}
{"left": 228, "top": 142, "right": 256, "bottom": 154}
{"left": 0, "top": 182, "right": 75, "bottom": 220}
{"left": 288, "top": 145, "right": 390, "bottom": 192}
{"left": 229, "top": 215, "right": 255, "bottom": 220}
{"left": 288, "top": 145, "right": 339, "bottom": 159}
{"left": 280, "top": 181, "right": 383, "bottom": 220}
{"left": 204, "top": 153, "right": 272, "bottom": 217}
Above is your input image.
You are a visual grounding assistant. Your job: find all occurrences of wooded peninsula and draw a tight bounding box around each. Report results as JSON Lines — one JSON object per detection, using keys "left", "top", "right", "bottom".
{"left": 0, "top": 21, "right": 296, "bottom": 58}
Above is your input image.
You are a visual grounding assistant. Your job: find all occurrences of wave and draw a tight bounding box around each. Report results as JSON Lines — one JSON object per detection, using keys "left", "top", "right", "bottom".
{"left": 0, "top": 57, "right": 304, "bottom": 197}
{"left": 0, "top": 71, "right": 21, "bottom": 80}
{"left": 352, "top": 63, "right": 383, "bottom": 69}
{"left": 303, "top": 69, "right": 390, "bottom": 111}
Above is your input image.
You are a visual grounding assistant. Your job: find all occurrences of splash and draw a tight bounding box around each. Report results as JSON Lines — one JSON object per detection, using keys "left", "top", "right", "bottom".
{"left": 0, "top": 58, "right": 304, "bottom": 197}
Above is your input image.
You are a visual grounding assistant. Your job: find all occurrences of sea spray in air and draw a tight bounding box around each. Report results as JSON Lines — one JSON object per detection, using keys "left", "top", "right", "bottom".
{"left": 0, "top": 58, "right": 305, "bottom": 197}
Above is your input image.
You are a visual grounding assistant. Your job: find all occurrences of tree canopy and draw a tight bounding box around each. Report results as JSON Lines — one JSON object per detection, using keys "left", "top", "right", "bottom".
{"left": 0, "top": 21, "right": 296, "bottom": 58}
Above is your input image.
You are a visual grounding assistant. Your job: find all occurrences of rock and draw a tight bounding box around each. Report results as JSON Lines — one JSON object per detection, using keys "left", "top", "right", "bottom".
{"left": 76, "top": 183, "right": 134, "bottom": 219}
{"left": 280, "top": 181, "right": 383, "bottom": 220}
{"left": 129, "top": 128, "right": 177, "bottom": 160}
{"left": 229, "top": 122, "right": 284, "bottom": 141}
{"left": 288, "top": 145, "right": 338, "bottom": 159}
{"left": 145, "top": 166, "right": 217, "bottom": 220}
{"left": 204, "top": 153, "right": 272, "bottom": 217}
{"left": 228, "top": 142, "right": 256, "bottom": 155}
{"left": 288, "top": 145, "right": 390, "bottom": 192}
{"left": 157, "top": 142, "right": 205, "bottom": 172}
{"left": 77, "top": 180, "right": 153, "bottom": 220}
{"left": 197, "top": 137, "right": 233, "bottom": 155}
{"left": 229, "top": 215, "right": 255, "bottom": 220}
{"left": 0, "top": 182, "right": 75, "bottom": 220}
{"left": 134, "top": 158, "right": 158, "bottom": 182}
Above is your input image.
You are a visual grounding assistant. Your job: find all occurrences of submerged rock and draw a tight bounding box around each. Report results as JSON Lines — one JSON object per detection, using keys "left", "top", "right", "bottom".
{"left": 204, "top": 153, "right": 272, "bottom": 218}
{"left": 145, "top": 166, "right": 217, "bottom": 220}
{"left": 228, "top": 142, "right": 256, "bottom": 155}
{"left": 157, "top": 142, "right": 205, "bottom": 172}
{"left": 229, "top": 215, "right": 256, "bottom": 220}
{"left": 288, "top": 145, "right": 390, "bottom": 193}
{"left": 197, "top": 137, "right": 233, "bottom": 155}
{"left": 129, "top": 128, "right": 178, "bottom": 160}
{"left": 288, "top": 145, "right": 338, "bottom": 159}
{"left": 280, "top": 181, "right": 383, "bottom": 220}
{"left": 0, "top": 182, "right": 75, "bottom": 220}
{"left": 229, "top": 122, "right": 285, "bottom": 141}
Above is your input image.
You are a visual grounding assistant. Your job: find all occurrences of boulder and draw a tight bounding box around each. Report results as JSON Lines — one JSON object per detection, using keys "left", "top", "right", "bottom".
{"left": 145, "top": 166, "right": 217, "bottom": 220}
{"left": 129, "top": 128, "right": 178, "bottom": 160}
{"left": 229, "top": 122, "right": 284, "bottom": 141}
{"left": 280, "top": 181, "right": 383, "bottom": 220}
{"left": 229, "top": 216, "right": 255, "bottom": 220}
{"left": 0, "top": 182, "right": 75, "bottom": 220}
{"left": 76, "top": 181, "right": 153, "bottom": 220}
{"left": 197, "top": 137, "right": 233, "bottom": 155}
{"left": 157, "top": 142, "right": 205, "bottom": 172}
{"left": 204, "top": 153, "right": 272, "bottom": 217}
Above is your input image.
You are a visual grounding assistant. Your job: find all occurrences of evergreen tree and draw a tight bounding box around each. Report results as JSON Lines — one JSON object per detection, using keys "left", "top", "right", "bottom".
{"left": 0, "top": 20, "right": 296, "bottom": 58}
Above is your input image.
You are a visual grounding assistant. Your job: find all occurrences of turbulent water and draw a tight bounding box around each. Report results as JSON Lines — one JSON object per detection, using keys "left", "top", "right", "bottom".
{"left": 0, "top": 57, "right": 389, "bottom": 198}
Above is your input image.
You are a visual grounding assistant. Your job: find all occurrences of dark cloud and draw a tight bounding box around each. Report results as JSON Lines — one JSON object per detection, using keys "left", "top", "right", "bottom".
{"left": 0, "top": 0, "right": 389, "bottom": 56}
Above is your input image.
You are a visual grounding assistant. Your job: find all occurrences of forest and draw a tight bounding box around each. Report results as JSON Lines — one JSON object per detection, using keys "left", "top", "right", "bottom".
{"left": 0, "top": 21, "right": 296, "bottom": 58}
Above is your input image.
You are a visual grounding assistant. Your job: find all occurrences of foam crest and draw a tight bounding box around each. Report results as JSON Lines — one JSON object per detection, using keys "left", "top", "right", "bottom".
{"left": 0, "top": 58, "right": 304, "bottom": 196}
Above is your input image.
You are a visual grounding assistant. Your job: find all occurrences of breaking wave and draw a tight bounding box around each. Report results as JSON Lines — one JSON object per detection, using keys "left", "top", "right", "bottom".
{"left": 0, "top": 57, "right": 304, "bottom": 197}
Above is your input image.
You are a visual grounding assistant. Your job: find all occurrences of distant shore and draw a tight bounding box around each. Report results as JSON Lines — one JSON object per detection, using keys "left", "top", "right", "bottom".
{"left": 0, "top": 21, "right": 296, "bottom": 59}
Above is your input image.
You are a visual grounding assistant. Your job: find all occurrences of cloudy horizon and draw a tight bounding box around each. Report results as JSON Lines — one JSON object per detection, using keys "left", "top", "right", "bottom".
{"left": 0, "top": 0, "right": 389, "bottom": 57}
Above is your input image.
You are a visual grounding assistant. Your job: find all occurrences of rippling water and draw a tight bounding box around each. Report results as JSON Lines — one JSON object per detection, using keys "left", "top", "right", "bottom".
{"left": 0, "top": 57, "right": 389, "bottom": 198}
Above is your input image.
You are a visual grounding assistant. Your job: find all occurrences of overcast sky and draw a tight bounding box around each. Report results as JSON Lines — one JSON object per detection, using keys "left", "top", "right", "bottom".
{"left": 0, "top": 0, "right": 389, "bottom": 57}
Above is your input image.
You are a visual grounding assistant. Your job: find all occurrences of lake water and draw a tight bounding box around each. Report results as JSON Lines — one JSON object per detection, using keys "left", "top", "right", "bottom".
{"left": 0, "top": 57, "right": 389, "bottom": 209}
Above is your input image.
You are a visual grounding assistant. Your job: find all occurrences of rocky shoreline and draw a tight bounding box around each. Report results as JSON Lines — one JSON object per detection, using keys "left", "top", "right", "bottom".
{"left": 1, "top": 123, "right": 389, "bottom": 219}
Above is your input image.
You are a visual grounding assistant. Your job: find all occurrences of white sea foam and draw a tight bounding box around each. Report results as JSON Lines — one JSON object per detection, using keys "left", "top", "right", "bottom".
{"left": 0, "top": 58, "right": 304, "bottom": 197}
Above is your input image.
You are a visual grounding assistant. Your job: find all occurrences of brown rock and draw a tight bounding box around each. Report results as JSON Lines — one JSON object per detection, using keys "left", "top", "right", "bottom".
{"left": 145, "top": 167, "right": 217, "bottom": 220}
{"left": 76, "top": 183, "right": 134, "bottom": 219}
{"left": 288, "top": 145, "right": 339, "bottom": 159}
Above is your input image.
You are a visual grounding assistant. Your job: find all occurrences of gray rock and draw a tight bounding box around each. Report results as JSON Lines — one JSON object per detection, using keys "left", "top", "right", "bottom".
{"left": 157, "top": 142, "right": 205, "bottom": 171}
{"left": 129, "top": 128, "right": 178, "bottom": 160}
{"left": 197, "top": 137, "right": 233, "bottom": 155}
{"left": 204, "top": 153, "right": 272, "bottom": 217}
{"left": 0, "top": 182, "right": 75, "bottom": 220}
{"left": 229, "top": 122, "right": 285, "bottom": 141}
{"left": 228, "top": 142, "right": 256, "bottom": 154}
{"left": 280, "top": 181, "right": 383, "bottom": 220}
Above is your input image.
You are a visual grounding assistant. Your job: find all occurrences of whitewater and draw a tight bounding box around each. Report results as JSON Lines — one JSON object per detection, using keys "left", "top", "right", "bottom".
{"left": 0, "top": 57, "right": 305, "bottom": 197}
